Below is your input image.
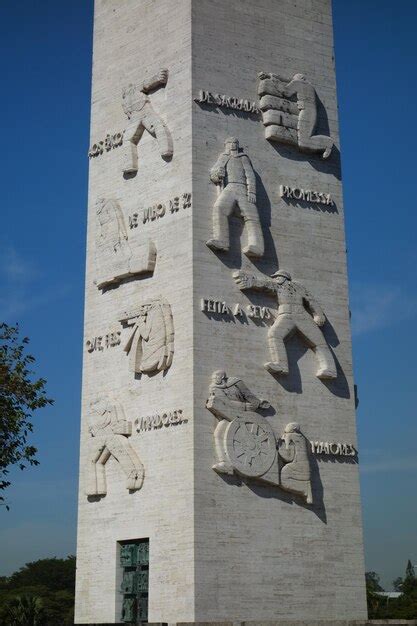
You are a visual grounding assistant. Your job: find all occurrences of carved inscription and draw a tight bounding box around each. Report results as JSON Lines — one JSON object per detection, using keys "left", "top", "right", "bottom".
{"left": 280, "top": 184, "right": 334, "bottom": 206}
{"left": 194, "top": 90, "right": 259, "bottom": 114}
{"left": 86, "top": 331, "right": 121, "bottom": 353}
{"left": 88, "top": 131, "right": 124, "bottom": 158}
{"left": 129, "top": 192, "right": 192, "bottom": 229}
{"left": 310, "top": 441, "right": 357, "bottom": 456}
{"left": 201, "top": 298, "right": 272, "bottom": 320}
{"left": 135, "top": 409, "right": 187, "bottom": 432}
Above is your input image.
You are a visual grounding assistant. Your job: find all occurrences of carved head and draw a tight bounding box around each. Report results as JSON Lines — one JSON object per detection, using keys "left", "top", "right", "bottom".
{"left": 284, "top": 422, "right": 301, "bottom": 434}
{"left": 283, "top": 422, "right": 301, "bottom": 449}
{"left": 270, "top": 269, "right": 291, "bottom": 285}
{"left": 212, "top": 370, "right": 227, "bottom": 385}
{"left": 224, "top": 137, "right": 239, "bottom": 154}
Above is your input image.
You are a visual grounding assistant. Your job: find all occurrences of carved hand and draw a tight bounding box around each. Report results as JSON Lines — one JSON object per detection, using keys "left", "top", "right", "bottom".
{"left": 259, "top": 400, "right": 270, "bottom": 409}
{"left": 210, "top": 167, "right": 225, "bottom": 184}
{"left": 233, "top": 270, "right": 254, "bottom": 290}
{"left": 258, "top": 71, "right": 271, "bottom": 80}
{"left": 247, "top": 191, "right": 256, "bottom": 205}
{"left": 313, "top": 313, "right": 326, "bottom": 327}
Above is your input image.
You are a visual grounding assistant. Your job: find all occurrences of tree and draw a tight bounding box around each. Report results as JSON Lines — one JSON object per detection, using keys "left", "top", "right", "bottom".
{"left": 7, "top": 556, "right": 76, "bottom": 593}
{"left": 3, "top": 593, "right": 46, "bottom": 626}
{"left": 0, "top": 323, "right": 53, "bottom": 508}
{"left": 365, "top": 571, "right": 384, "bottom": 617}
{"left": 394, "top": 559, "right": 417, "bottom": 592}
{"left": 0, "top": 556, "right": 75, "bottom": 626}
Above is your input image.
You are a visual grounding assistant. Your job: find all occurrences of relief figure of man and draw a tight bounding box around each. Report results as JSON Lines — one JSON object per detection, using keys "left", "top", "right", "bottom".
{"left": 281, "top": 73, "right": 334, "bottom": 159}
{"left": 206, "top": 137, "right": 264, "bottom": 258}
{"left": 122, "top": 68, "right": 173, "bottom": 176}
{"left": 86, "top": 398, "right": 144, "bottom": 497}
{"left": 206, "top": 370, "right": 270, "bottom": 475}
{"left": 258, "top": 71, "right": 334, "bottom": 159}
{"left": 234, "top": 269, "right": 336, "bottom": 379}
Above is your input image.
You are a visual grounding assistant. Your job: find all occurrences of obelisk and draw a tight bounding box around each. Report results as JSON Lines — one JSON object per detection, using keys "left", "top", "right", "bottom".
{"left": 75, "top": 1, "right": 367, "bottom": 623}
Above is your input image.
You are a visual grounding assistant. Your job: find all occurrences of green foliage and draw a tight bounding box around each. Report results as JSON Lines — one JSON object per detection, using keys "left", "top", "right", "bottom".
{"left": 366, "top": 560, "right": 417, "bottom": 620}
{"left": 0, "top": 323, "right": 53, "bottom": 508}
{"left": 7, "top": 556, "right": 76, "bottom": 593}
{"left": 0, "top": 556, "right": 75, "bottom": 626}
{"left": 2, "top": 593, "right": 46, "bottom": 626}
{"left": 365, "top": 571, "right": 384, "bottom": 616}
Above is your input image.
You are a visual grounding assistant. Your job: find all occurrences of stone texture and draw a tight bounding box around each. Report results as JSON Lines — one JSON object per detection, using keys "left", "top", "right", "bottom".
{"left": 76, "top": 0, "right": 368, "bottom": 623}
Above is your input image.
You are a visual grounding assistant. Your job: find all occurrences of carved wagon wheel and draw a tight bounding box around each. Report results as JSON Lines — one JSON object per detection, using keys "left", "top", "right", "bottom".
{"left": 225, "top": 415, "right": 277, "bottom": 478}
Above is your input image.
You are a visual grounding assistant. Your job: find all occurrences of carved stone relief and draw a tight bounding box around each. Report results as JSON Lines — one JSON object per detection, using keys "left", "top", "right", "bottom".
{"left": 233, "top": 269, "right": 337, "bottom": 380}
{"left": 278, "top": 422, "right": 313, "bottom": 504}
{"left": 122, "top": 69, "right": 173, "bottom": 176}
{"left": 258, "top": 71, "right": 334, "bottom": 159}
{"left": 206, "top": 137, "right": 264, "bottom": 258}
{"left": 206, "top": 372, "right": 313, "bottom": 504}
{"left": 86, "top": 398, "right": 144, "bottom": 497}
{"left": 120, "top": 298, "right": 174, "bottom": 375}
{"left": 95, "top": 198, "right": 156, "bottom": 289}
{"left": 206, "top": 370, "right": 271, "bottom": 476}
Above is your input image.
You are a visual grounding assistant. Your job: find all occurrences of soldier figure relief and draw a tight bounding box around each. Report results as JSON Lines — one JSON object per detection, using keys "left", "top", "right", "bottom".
{"left": 206, "top": 369, "right": 270, "bottom": 475}
{"left": 206, "top": 137, "right": 265, "bottom": 258}
{"left": 233, "top": 269, "right": 337, "bottom": 380}
{"left": 258, "top": 71, "right": 334, "bottom": 159}
{"left": 86, "top": 398, "right": 144, "bottom": 497}
{"left": 122, "top": 68, "right": 173, "bottom": 176}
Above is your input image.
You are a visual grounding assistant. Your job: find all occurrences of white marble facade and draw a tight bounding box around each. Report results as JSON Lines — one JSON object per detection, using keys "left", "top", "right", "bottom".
{"left": 75, "top": 0, "right": 367, "bottom": 623}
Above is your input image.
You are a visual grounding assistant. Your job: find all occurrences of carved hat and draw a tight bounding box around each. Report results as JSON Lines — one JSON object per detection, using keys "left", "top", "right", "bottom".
{"left": 270, "top": 269, "right": 292, "bottom": 280}
{"left": 224, "top": 137, "right": 239, "bottom": 146}
{"left": 284, "top": 422, "right": 301, "bottom": 434}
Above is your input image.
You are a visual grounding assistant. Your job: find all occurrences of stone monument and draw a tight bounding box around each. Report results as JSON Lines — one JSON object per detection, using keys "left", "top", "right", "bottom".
{"left": 75, "top": 0, "right": 367, "bottom": 623}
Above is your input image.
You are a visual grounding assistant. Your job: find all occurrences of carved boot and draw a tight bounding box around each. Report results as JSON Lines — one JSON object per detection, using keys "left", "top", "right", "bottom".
{"left": 206, "top": 238, "right": 229, "bottom": 252}
{"left": 316, "top": 366, "right": 337, "bottom": 380}
{"left": 264, "top": 361, "right": 289, "bottom": 375}
{"left": 243, "top": 243, "right": 264, "bottom": 258}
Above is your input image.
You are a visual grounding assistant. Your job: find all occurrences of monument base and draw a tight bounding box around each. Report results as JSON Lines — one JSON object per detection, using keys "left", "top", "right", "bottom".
{"left": 77, "top": 619, "right": 417, "bottom": 626}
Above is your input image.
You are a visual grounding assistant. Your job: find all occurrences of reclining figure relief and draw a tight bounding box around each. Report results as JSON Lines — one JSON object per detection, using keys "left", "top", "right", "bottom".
{"left": 94, "top": 198, "right": 156, "bottom": 289}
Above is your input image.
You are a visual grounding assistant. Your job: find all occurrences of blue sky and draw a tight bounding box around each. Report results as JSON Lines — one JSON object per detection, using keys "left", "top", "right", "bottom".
{"left": 0, "top": 0, "right": 416, "bottom": 589}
